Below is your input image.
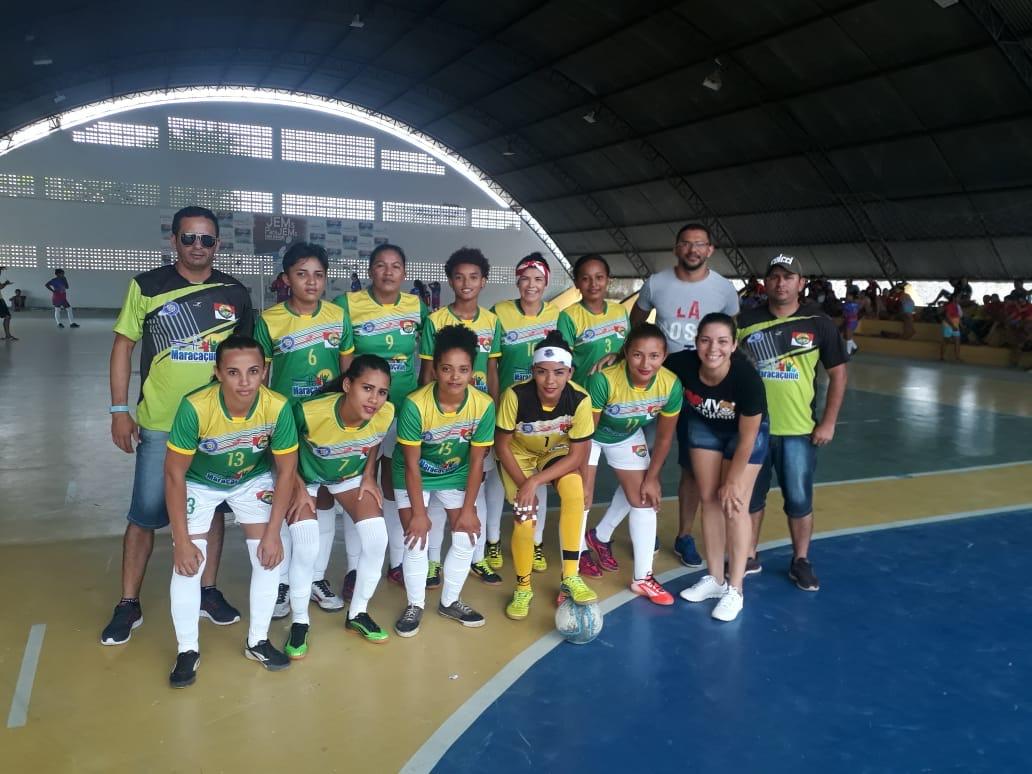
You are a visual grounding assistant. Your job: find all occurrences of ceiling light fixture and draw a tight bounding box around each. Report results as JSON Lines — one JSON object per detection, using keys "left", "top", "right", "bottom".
{"left": 582, "top": 109, "right": 598, "bottom": 124}
{"left": 349, "top": 14, "right": 365, "bottom": 29}
{"left": 502, "top": 140, "right": 516, "bottom": 157}
{"left": 53, "top": 93, "right": 66, "bottom": 104}
{"left": 32, "top": 56, "right": 53, "bottom": 66}
{"left": 702, "top": 59, "right": 723, "bottom": 92}
{"left": 932, "top": 0, "right": 959, "bottom": 7}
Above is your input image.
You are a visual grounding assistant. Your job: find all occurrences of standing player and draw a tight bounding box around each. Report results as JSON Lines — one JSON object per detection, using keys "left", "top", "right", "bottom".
{"left": 495, "top": 333, "right": 598, "bottom": 620}
{"left": 629, "top": 224, "right": 739, "bottom": 569}
{"left": 0, "top": 267, "right": 15, "bottom": 340}
{"left": 332, "top": 244, "right": 428, "bottom": 590}
{"left": 255, "top": 242, "right": 353, "bottom": 616}
{"left": 45, "top": 269, "right": 79, "bottom": 328}
{"left": 102, "top": 206, "right": 253, "bottom": 646}
{"left": 165, "top": 335, "right": 297, "bottom": 687}
{"left": 738, "top": 254, "right": 848, "bottom": 591}
{"left": 486, "top": 253, "right": 561, "bottom": 573}
{"left": 582, "top": 324, "right": 683, "bottom": 605}
{"left": 394, "top": 325, "right": 495, "bottom": 636}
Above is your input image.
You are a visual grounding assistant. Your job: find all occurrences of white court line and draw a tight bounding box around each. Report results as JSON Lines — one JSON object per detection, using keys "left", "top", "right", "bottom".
{"left": 401, "top": 502, "right": 1032, "bottom": 773}
{"left": 64, "top": 481, "right": 77, "bottom": 505}
{"left": 6, "top": 624, "right": 46, "bottom": 729}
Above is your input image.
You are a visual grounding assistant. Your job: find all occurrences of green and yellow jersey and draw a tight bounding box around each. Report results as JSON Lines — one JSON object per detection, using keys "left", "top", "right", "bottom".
{"left": 392, "top": 383, "right": 495, "bottom": 491}
{"left": 420, "top": 305, "right": 502, "bottom": 394}
{"left": 114, "top": 264, "right": 254, "bottom": 432}
{"left": 332, "top": 289, "right": 427, "bottom": 406}
{"left": 254, "top": 300, "right": 353, "bottom": 400}
{"left": 295, "top": 393, "right": 395, "bottom": 485}
{"left": 491, "top": 299, "right": 561, "bottom": 392}
{"left": 167, "top": 383, "right": 297, "bottom": 490}
{"left": 556, "top": 301, "right": 630, "bottom": 386}
{"left": 588, "top": 362, "right": 683, "bottom": 445}
{"left": 496, "top": 380, "right": 594, "bottom": 464}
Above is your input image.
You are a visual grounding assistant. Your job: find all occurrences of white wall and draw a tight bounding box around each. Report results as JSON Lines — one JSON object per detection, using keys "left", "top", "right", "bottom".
{"left": 0, "top": 101, "right": 570, "bottom": 310}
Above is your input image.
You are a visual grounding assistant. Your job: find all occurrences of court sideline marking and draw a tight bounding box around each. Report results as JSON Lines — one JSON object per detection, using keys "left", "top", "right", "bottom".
{"left": 400, "top": 502, "right": 1032, "bottom": 773}
{"left": 6, "top": 624, "right": 46, "bottom": 729}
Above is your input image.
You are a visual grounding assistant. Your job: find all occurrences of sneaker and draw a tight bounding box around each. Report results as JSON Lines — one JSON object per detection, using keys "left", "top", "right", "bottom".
{"left": 387, "top": 565, "right": 404, "bottom": 587}
{"left": 679, "top": 574, "right": 727, "bottom": 603}
{"left": 426, "top": 560, "right": 443, "bottom": 590}
{"left": 244, "top": 639, "right": 290, "bottom": 671}
{"left": 70, "top": 323, "right": 80, "bottom": 328}
{"left": 585, "top": 528, "right": 618, "bottom": 572}
{"left": 311, "top": 579, "right": 345, "bottom": 611}
{"left": 630, "top": 574, "right": 674, "bottom": 605}
{"left": 485, "top": 540, "right": 504, "bottom": 570}
{"left": 100, "top": 600, "right": 143, "bottom": 645}
{"left": 673, "top": 535, "right": 703, "bottom": 567}
{"left": 438, "top": 599, "right": 486, "bottom": 628}
{"left": 532, "top": 543, "right": 548, "bottom": 573}
{"left": 745, "top": 556, "right": 763, "bottom": 576}
{"left": 559, "top": 575, "right": 598, "bottom": 605}
{"left": 284, "top": 623, "right": 309, "bottom": 659}
{"left": 340, "top": 570, "right": 356, "bottom": 603}
{"left": 712, "top": 586, "right": 744, "bottom": 622}
{"left": 200, "top": 586, "right": 241, "bottom": 625}
{"left": 789, "top": 558, "right": 820, "bottom": 591}
{"left": 58, "top": 323, "right": 65, "bottom": 328}
{"left": 273, "top": 583, "right": 291, "bottom": 619}
{"left": 505, "top": 588, "right": 534, "bottom": 620}
{"left": 347, "top": 612, "right": 389, "bottom": 643}
{"left": 578, "top": 551, "right": 603, "bottom": 578}
{"left": 470, "top": 560, "right": 503, "bottom": 585}
{"left": 395, "top": 605, "right": 423, "bottom": 638}
{"left": 169, "top": 650, "right": 200, "bottom": 688}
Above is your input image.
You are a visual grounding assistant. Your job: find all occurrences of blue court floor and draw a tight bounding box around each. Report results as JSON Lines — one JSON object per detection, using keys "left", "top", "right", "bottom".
{"left": 433, "top": 509, "right": 1032, "bottom": 774}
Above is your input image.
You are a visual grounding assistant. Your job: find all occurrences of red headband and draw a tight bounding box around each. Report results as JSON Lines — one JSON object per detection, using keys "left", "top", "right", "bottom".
{"left": 516, "top": 259, "right": 550, "bottom": 283}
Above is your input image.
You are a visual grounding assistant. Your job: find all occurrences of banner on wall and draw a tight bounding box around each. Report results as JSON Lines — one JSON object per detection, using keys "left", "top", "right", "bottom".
{"left": 253, "top": 215, "right": 308, "bottom": 256}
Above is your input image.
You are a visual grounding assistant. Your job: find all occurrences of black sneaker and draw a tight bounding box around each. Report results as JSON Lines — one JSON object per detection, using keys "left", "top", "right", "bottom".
{"left": 100, "top": 600, "right": 143, "bottom": 645}
{"left": 395, "top": 605, "right": 423, "bottom": 638}
{"left": 469, "top": 560, "right": 503, "bottom": 585}
{"left": 745, "top": 555, "right": 763, "bottom": 576}
{"left": 789, "top": 557, "right": 820, "bottom": 591}
{"left": 57, "top": 323, "right": 65, "bottom": 328}
{"left": 244, "top": 639, "right": 290, "bottom": 671}
{"left": 70, "top": 323, "right": 80, "bottom": 328}
{"left": 438, "top": 599, "right": 486, "bottom": 628}
{"left": 284, "top": 623, "right": 309, "bottom": 660}
{"left": 340, "top": 569, "right": 357, "bottom": 603}
{"left": 272, "top": 583, "right": 290, "bottom": 620}
{"left": 169, "top": 651, "right": 200, "bottom": 688}
{"left": 200, "top": 586, "right": 241, "bottom": 625}
{"left": 347, "top": 612, "right": 389, "bottom": 643}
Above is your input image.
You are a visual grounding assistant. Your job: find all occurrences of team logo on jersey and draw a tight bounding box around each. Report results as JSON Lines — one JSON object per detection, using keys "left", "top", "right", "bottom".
{"left": 513, "top": 369, "right": 531, "bottom": 383}
{"left": 389, "top": 357, "right": 407, "bottom": 373}
{"left": 747, "top": 332, "right": 764, "bottom": 344}
{"left": 504, "top": 331, "right": 519, "bottom": 343}
{"left": 473, "top": 374, "right": 489, "bottom": 392}
{"left": 158, "top": 301, "right": 180, "bottom": 317}
{"left": 605, "top": 404, "right": 623, "bottom": 416}
{"left": 200, "top": 438, "right": 219, "bottom": 453}
{"left": 323, "top": 332, "right": 341, "bottom": 348}
{"left": 582, "top": 329, "right": 596, "bottom": 341}
{"left": 520, "top": 423, "right": 535, "bottom": 433}
{"left": 256, "top": 490, "right": 274, "bottom": 505}
{"left": 400, "top": 319, "right": 417, "bottom": 335}
{"left": 252, "top": 434, "right": 270, "bottom": 452}
{"left": 279, "top": 335, "right": 296, "bottom": 351}
{"left": 647, "top": 403, "right": 662, "bottom": 417}
{"left": 422, "top": 431, "right": 435, "bottom": 442}
{"left": 214, "top": 303, "right": 236, "bottom": 321}
{"left": 791, "top": 331, "right": 814, "bottom": 348}
{"left": 757, "top": 360, "right": 799, "bottom": 381}
{"left": 459, "top": 427, "right": 474, "bottom": 441}
{"left": 361, "top": 321, "right": 376, "bottom": 334}
{"left": 477, "top": 335, "right": 492, "bottom": 352}
{"left": 315, "top": 446, "right": 332, "bottom": 457}
{"left": 632, "top": 444, "right": 648, "bottom": 458}
{"left": 170, "top": 338, "right": 217, "bottom": 362}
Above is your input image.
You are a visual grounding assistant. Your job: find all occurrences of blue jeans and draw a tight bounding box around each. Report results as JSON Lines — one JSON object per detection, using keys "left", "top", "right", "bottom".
{"left": 748, "top": 434, "right": 817, "bottom": 518}
{"left": 126, "top": 427, "right": 171, "bottom": 529}
{"left": 686, "top": 416, "right": 770, "bottom": 465}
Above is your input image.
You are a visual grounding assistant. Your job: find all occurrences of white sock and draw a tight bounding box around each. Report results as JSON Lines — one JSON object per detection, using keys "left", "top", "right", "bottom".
{"left": 442, "top": 531, "right": 475, "bottom": 607}
{"left": 66, "top": 307, "right": 75, "bottom": 323}
{"left": 596, "top": 486, "right": 631, "bottom": 543}
{"left": 341, "top": 509, "right": 361, "bottom": 573}
{"left": 170, "top": 539, "right": 207, "bottom": 653}
{"left": 402, "top": 543, "right": 428, "bottom": 608}
{"left": 350, "top": 518, "right": 387, "bottom": 617}
{"left": 485, "top": 468, "right": 505, "bottom": 543}
{"left": 383, "top": 498, "right": 405, "bottom": 569}
{"left": 287, "top": 520, "right": 319, "bottom": 625}
{"left": 246, "top": 538, "right": 280, "bottom": 648}
{"left": 533, "top": 485, "right": 548, "bottom": 544}
{"left": 313, "top": 507, "right": 336, "bottom": 582}
{"left": 580, "top": 509, "right": 590, "bottom": 552}
{"left": 428, "top": 504, "right": 446, "bottom": 564}
{"left": 473, "top": 489, "right": 487, "bottom": 562}
{"left": 54, "top": 307, "right": 60, "bottom": 324}
{"left": 629, "top": 506, "right": 657, "bottom": 581}
{"left": 279, "top": 520, "right": 291, "bottom": 583}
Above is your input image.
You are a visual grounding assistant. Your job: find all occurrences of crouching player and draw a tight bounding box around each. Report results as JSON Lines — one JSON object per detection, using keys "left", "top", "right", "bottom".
{"left": 164, "top": 335, "right": 298, "bottom": 688}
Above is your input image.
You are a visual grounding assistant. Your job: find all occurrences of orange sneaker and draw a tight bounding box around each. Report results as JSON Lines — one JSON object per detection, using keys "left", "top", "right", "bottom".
{"left": 630, "top": 574, "right": 674, "bottom": 606}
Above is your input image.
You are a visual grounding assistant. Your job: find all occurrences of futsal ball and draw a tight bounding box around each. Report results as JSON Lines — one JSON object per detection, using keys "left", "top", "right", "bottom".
{"left": 555, "top": 598, "right": 603, "bottom": 645}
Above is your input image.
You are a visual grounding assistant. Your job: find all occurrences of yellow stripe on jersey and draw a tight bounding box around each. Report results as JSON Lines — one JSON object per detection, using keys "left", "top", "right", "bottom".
{"left": 497, "top": 380, "right": 594, "bottom": 460}
{"left": 589, "top": 362, "right": 683, "bottom": 445}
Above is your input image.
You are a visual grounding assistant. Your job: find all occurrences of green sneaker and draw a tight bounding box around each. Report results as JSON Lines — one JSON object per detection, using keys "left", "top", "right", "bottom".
{"left": 470, "top": 559, "right": 503, "bottom": 585}
{"left": 559, "top": 575, "right": 598, "bottom": 605}
{"left": 426, "top": 560, "right": 443, "bottom": 589}
{"left": 532, "top": 543, "right": 548, "bottom": 573}
{"left": 485, "top": 540, "right": 504, "bottom": 570}
{"left": 347, "top": 612, "right": 389, "bottom": 644}
{"left": 505, "top": 588, "right": 534, "bottom": 620}
{"left": 284, "top": 623, "right": 309, "bottom": 660}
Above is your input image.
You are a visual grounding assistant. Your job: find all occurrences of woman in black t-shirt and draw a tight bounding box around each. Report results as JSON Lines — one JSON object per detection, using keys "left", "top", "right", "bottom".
{"left": 664, "top": 313, "right": 768, "bottom": 623}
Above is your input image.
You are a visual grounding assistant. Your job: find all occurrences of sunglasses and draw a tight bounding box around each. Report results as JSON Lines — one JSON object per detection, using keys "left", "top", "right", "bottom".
{"left": 179, "top": 233, "right": 217, "bottom": 248}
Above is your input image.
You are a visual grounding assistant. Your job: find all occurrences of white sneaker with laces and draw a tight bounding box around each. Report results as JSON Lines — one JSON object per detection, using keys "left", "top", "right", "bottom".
{"left": 310, "top": 580, "right": 345, "bottom": 611}
{"left": 679, "top": 574, "right": 728, "bottom": 603}
{"left": 272, "top": 583, "right": 290, "bottom": 619}
{"left": 712, "top": 585, "right": 744, "bottom": 622}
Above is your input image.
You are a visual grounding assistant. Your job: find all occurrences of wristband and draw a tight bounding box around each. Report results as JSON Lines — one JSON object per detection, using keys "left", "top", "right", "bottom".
{"left": 110, "top": 405, "right": 131, "bottom": 414}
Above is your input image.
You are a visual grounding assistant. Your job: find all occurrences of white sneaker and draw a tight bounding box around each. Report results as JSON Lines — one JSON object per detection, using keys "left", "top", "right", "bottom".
{"left": 679, "top": 574, "right": 727, "bottom": 603}
{"left": 310, "top": 580, "right": 345, "bottom": 611}
{"left": 712, "top": 586, "right": 744, "bottom": 622}
{"left": 272, "top": 583, "right": 290, "bottom": 620}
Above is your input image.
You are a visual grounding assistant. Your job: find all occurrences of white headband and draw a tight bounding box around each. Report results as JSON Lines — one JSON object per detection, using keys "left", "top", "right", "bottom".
{"left": 533, "top": 346, "right": 572, "bottom": 368}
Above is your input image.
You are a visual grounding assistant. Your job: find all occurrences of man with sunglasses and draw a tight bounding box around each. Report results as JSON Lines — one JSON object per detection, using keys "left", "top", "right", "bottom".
{"left": 102, "top": 206, "right": 255, "bottom": 646}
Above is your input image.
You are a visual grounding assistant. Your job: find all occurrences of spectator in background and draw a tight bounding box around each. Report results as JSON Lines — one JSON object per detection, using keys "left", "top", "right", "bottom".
{"left": 350, "top": 271, "right": 362, "bottom": 292}
{"left": 46, "top": 269, "right": 79, "bottom": 328}
{"left": 841, "top": 289, "right": 861, "bottom": 356}
{"left": 933, "top": 277, "right": 973, "bottom": 305}
{"left": 1006, "top": 280, "right": 1029, "bottom": 303}
{"left": 1003, "top": 296, "right": 1032, "bottom": 367}
{"left": 12, "top": 289, "right": 26, "bottom": 311}
{"left": 270, "top": 271, "right": 291, "bottom": 303}
{"left": 0, "top": 267, "right": 16, "bottom": 340}
{"left": 940, "top": 292, "right": 962, "bottom": 361}
{"left": 739, "top": 276, "right": 767, "bottom": 310}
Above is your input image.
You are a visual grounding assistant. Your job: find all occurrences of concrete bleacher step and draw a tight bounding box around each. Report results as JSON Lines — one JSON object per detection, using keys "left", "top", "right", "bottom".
{"left": 854, "top": 332, "right": 1032, "bottom": 368}
{"left": 855, "top": 319, "right": 941, "bottom": 342}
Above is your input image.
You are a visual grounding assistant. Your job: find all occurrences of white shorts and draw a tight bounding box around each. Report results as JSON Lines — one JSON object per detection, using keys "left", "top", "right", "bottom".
{"left": 378, "top": 419, "right": 398, "bottom": 459}
{"left": 395, "top": 487, "right": 466, "bottom": 511}
{"left": 305, "top": 476, "right": 363, "bottom": 497}
{"left": 588, "top": 429, "right": 651, "bottom": 471}
{"left": 185, "top": 473, "right": 275, "bottom": 534}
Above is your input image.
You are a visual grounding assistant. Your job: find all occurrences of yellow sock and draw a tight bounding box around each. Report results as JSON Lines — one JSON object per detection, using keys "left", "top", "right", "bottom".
{"left": 556, "top": 473, "right": 585, "bottom": 579}
{"left": 511, "top": 518, "right": 535, "bottom": 588}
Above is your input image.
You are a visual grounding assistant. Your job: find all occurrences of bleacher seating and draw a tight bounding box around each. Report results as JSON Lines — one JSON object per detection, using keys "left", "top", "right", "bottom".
{"left": 854, "top": 319, "right": 1032, "bottom": 368}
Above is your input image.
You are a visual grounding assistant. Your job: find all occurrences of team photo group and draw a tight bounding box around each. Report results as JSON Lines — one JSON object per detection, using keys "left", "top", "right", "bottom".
{"left": 100, "top": 205, "right": 847, "bottom": 689}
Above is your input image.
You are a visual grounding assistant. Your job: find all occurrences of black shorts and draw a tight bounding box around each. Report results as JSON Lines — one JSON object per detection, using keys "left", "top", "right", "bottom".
{"left": 0, "top": 298, "right": 9, "bottom": 318}
{"left": 675, "top": 410, "right": 693, "bottom": 472}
